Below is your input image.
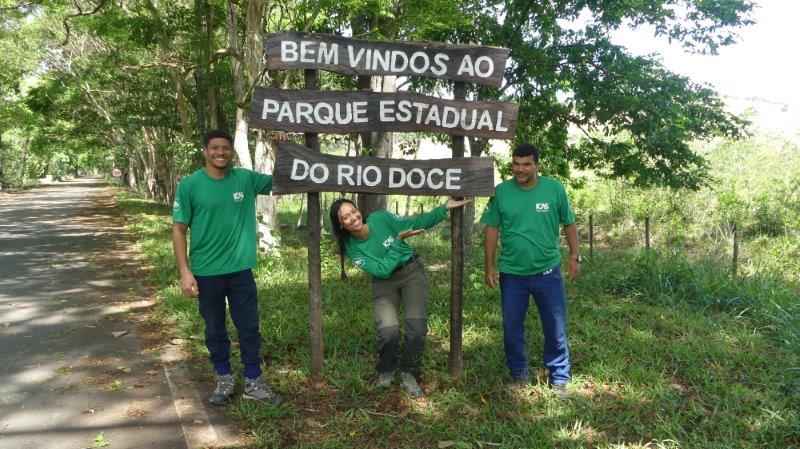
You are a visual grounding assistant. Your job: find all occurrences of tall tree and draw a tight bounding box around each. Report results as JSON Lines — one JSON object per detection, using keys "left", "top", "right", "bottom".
{"left": 419, "top": 0, "right": 754, "bottom": 188}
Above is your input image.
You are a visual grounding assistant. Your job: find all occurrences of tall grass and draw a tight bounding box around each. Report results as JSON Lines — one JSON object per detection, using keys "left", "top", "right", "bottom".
{"left": 115, "top": 189, "right": 799, "bottom": 448}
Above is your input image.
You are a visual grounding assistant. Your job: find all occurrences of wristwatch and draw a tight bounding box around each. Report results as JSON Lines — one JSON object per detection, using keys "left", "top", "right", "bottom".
{"left": 570, "top": 254, "right": 583, "bottom": 263}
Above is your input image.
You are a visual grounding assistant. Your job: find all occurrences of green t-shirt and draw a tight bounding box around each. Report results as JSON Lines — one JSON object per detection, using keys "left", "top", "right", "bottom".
{"left": 345, "top": 205, "right": 447, "bottom": 279}
{"left": 172, "top": 167, "right": 273, "bottom": 276}
{"left": 480, "top": 176, "right": 575, "bottom": 275}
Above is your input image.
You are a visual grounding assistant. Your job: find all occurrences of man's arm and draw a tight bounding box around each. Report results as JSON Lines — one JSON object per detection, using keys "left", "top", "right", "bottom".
{"left": 563, "top": 223, "right": 581, "bottom": 280}
{"left": 483, "top": 225, "right": 500, "bottom": 289}
{"left": 172, "top": 222, "right": 198, "bottom": 298}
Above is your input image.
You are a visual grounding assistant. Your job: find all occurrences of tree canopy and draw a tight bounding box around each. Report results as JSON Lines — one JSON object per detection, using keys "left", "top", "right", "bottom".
{"left": 0, "top": 0, "right": 754, "bottom": 194}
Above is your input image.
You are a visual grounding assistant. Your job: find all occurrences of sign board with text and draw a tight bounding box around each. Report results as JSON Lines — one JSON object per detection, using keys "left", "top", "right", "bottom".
{"left": 266, "top": 32, "right": 508, "bottom": 87}
{"left": 250, "top": 88, "right": 517, "bottom": 139}
{"left": 272, "top": 140, "right": 494, "bottom": 196}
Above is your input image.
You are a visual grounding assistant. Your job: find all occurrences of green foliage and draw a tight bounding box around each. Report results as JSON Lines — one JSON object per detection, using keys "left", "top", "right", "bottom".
{"left": 91, "top": 431, "right": 109, "bottom": 447}
{"left": 571, "top": 131, "right": 800, "bottom": 256}
{"left": 1, "top": 0, "right": 758, "bottom": 193}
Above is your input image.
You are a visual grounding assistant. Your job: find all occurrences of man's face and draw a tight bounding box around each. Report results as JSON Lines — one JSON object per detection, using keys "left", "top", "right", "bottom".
{"left": 337, "top": 202, "right": 364, "bottom": 233}
{"left": 204, "top": 137, "right": 233, "bottom": 170}
{"left": 512, "top": 155, "right": 538, "bottom": 185}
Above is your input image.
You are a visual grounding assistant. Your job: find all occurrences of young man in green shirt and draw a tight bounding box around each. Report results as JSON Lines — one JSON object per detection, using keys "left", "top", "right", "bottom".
{"left": 480, "top": 143, "right": 581, "bottom": 397}
{"left": 172, "top": 129, "right": 282, "bottom": 406}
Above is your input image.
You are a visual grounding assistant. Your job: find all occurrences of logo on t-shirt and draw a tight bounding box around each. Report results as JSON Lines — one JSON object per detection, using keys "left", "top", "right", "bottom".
{"left": 233, "top": 192, "right": 244, "bottom": 202}
{"left": 173, "top": 199, "right": 180, "bottom": 211}
{"left": 355, "top": 258, "right": 365, "bottom": 267}
{"left": 535, "top": 203, "right": 550, "bottom": 212}
{"left": 382, "top": 236, "right": 394, "bottom": 248}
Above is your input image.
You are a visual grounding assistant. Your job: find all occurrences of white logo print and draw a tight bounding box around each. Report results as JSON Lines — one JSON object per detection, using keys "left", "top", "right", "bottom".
{"left": 355, "top": 258, "right": 365, "bottom": 267}
{"left": 535, "top": 203, "right": 550, "bottom": 212}
{"left": 232, "top": 192, "right": 244, "bottom": 202}
{"left": 382, "top": 236, "right": 395, "bottom": 248}
{"left": 172, "top": 199, "right": 180, "bottom": 211}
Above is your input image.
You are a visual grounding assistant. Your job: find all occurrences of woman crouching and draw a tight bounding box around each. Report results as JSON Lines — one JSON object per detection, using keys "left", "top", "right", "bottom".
{"left": 329, "top": 198, "right": 469, "bottom": 397}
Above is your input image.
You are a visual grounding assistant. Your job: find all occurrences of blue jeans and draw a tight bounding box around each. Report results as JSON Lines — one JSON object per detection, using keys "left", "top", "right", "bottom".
{"left": 195, "top": 269, "right": 262, "bottom": 379}
{"left": 499, "top": 266, "right": 570, "bottom": 384}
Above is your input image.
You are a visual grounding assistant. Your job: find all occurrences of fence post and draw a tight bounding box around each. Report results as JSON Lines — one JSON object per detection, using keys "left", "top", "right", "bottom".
{"left": 732, "top": 222, "right": 739, "bottom": 276}
{"left": 589, "top": 214, "right": 594, "bottom": 259}
{"left": 645, "top": 216, "right": 651, "bottom": 250}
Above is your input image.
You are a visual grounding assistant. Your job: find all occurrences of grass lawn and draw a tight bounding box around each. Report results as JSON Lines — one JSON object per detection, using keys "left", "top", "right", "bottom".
{"left": 115, "top": 190, "right": 798, "bottom": 449}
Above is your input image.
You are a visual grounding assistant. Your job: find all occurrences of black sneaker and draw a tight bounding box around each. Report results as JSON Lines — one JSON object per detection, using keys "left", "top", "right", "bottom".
{"left": 209, "top": 373, "right": 235, "bottom": 406}
{"left": 243, "top": 376, "right": 283, "bottom": 405}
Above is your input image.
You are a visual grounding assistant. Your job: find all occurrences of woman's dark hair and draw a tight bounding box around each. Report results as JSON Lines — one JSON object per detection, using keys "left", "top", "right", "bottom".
{"left": 329, "top": 198, "right": 358, "bottom": 280}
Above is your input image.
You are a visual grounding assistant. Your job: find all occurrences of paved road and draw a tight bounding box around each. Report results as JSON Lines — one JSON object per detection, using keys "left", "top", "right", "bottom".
{"left": 0, "top": 179, "right": 241, "bottom": 449}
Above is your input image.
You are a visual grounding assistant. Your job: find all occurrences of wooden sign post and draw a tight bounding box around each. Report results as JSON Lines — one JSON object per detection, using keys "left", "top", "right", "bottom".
{"left": 450, "top": 81, "right": 466, "bottom": 376}
{"left": 251, "top": 32, "right": 516, "bottom": 381}
{"left": 304, "top": 68, "right": 324, "bottom": 382}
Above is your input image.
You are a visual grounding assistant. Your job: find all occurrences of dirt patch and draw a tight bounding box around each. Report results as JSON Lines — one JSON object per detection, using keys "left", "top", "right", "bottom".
{"left": 124, "top": 403, "right": 151, "bottom": 419}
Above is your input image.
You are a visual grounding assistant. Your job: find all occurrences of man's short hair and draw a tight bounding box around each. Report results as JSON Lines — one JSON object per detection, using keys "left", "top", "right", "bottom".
{"left": 203, "top": 129, "right": 234, "bottom": 148}
{"left": 513, "top": 143, "right": 540, "bottom": 164}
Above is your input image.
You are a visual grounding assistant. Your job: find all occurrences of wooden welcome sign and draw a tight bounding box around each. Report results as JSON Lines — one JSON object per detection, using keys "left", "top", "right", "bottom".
{"left": 266, "top": 32, "right": 508, "bottom": 87}
{"left": 251, "top": 88, "right": 517, "bottom": 139}
{"left": 253, "top": 31, "right": 516, "bottom": 380}
{"left": 272, "top": 140, "right": 494, "bottom": 196}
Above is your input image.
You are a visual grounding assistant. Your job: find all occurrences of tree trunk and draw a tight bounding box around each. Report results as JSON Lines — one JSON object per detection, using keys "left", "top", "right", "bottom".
{"left": 141, "top": 126, "right": 174, "bottom": 203}
{"left": 126, "top": 149, "right": 138, "bottom": 188}
{"left": 465, "top": 136, "right": 490, "bottom": 253}
{"left": 240, "top": 0, "right": 280, "bottom": 248}
{"left": 19, "top": 137, "right": 30, "bottom": 186}
{"left": 143, "top": 0, "right": 193, "bottom": 140}
{"left": 0, "top": 134, "right": 6, "bottom": 190}
{"left": 357, "top": 75, "right": 395, "bottom": 216}
{"left": 194, "top": 0, "right": 209, "bottom": 135}
{"left": 226, "top": 0, "right": 253, "bottom": 169}
{"left": 255, "top": 130, "right": 279, "bottom": 250}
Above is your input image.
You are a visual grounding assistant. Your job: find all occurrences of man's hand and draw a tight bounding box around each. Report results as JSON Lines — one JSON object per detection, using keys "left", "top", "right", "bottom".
{"left": 180, "top": 273, "right": 199, "bottom": 298}
{"left": 398, "top": 229, "right": 424, "bottom": 240}
{"left": 485, "top": 265, "right": 499, "bottom": 289}
{"left": 566, "top": 258, "right": 581, "bottom": 281}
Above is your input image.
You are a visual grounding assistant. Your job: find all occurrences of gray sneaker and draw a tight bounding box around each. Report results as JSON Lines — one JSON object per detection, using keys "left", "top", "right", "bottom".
{"left": 376, "top": 371, "right": 394, "bottom": 388}
{"left": 504, "top": 377, "right": 529, "bottom": 393}
{"left": 209, "top": 373, "right": 235, "bottom": 406}
{"left": 551, "top": 382, "right": 570, "bottom": 399}
{"left": 399, "top": 372, "right": 423, "bottom": 398}
{"left": 243, "top": 376, "right": 283, "bottom": 405}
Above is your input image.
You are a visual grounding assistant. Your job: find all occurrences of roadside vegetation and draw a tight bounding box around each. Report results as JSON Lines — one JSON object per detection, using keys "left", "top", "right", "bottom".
{"left": 114, "top": 133, "right": 799, "bottom": 448}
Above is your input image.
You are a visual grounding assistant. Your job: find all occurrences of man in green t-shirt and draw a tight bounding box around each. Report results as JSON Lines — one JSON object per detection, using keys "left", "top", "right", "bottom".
{"left": 480, "top": 143, "right": 581, "bottom": 397}
{"left": 172, "top": 129, "right": 282, "bottom": 406}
